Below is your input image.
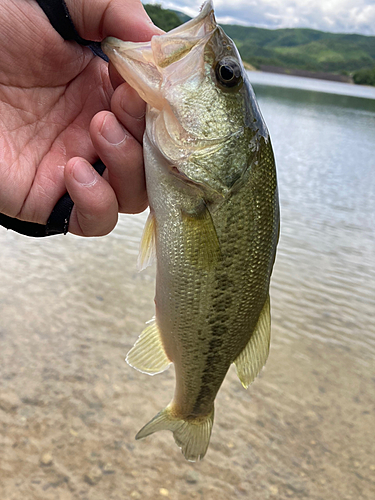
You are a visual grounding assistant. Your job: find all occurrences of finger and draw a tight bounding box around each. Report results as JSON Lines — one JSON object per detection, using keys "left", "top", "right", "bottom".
{"left": 109, "top": 63, "right": 125, "bottom": 90}
{"left": 69, "top": 0, "right": 163, "bottom": 42}
{"left": 90, "top": 111, "right": 148, "bottom": 214}
{"left": 111, "top": 82, "right": 146, "bottom": 144}
{"left": 65, "top": 157, "right": 118, "bottom": 236}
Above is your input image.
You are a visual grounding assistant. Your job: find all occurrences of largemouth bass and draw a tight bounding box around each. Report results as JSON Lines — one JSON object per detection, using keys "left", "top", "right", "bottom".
{"left": 102, "top": 0, "right": 279, "bottom": 461}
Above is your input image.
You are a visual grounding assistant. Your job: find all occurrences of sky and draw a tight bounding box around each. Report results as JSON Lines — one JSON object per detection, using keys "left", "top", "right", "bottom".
{"left": 144, "top": 0, "right": 375, "bottom": 36}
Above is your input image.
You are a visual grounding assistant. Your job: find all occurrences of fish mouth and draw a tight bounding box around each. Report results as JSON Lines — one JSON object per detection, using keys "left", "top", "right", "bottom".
{"left": 101, "top": 1, "right": 217, "bottom": 109}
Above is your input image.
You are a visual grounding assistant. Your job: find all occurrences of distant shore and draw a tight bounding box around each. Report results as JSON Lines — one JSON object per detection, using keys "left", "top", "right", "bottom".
{"left": 258, "top": 65, "right": 354, "bottom": 84}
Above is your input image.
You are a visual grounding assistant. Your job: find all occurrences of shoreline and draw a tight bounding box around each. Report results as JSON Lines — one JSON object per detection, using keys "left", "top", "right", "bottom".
{"left": 245, "top": 70, "right": 375, "bottom": 102}
{"left": 258, "top": 64, "right": 354, "bottom": 84}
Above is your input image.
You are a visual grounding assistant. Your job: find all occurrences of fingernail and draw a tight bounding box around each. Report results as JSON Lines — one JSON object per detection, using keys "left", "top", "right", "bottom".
{"left": 100, "top": 114, "right": 127, "bottom": 145}
{"left": 73, "top": 159, "right": 97, "bottom": 186}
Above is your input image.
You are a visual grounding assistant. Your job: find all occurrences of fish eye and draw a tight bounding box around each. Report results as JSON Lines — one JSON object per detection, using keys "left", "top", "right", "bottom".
{"left": 215, "top": 58, "right": 242, "bottom": 88}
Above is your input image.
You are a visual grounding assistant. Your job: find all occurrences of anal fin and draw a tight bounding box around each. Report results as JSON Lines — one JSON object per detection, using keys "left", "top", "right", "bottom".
{"left": 234, "top": 295, "right": 271, "bottom": 388}
{"left": 126, "top": 317, "right": 171, "bottom": 375}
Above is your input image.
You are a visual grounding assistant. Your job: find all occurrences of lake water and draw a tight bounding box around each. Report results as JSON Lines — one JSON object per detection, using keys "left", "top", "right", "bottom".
{"left": 0, "top": 73, "right": 374, "bottom": 500}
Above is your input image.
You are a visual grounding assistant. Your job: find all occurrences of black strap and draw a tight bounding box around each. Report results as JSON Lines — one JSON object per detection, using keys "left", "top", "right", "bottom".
{"left": 0, "top": 0, "right": 108, "bottom": 237}
{"left": 0, "top": 213, "right": 50, "bottom": 238}
{"left": 36, "top": 0, "right": 109, "bottom": 61}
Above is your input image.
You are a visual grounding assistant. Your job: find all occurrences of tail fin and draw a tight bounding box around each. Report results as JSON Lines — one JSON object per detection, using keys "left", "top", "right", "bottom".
{"left": 135, "top": 405, "right": 214, "bottom": 462}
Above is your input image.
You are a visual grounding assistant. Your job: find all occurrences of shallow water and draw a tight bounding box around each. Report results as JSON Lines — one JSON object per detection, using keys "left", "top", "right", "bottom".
{"left": 1, "top": 73, "right": 374, "bottom": 500}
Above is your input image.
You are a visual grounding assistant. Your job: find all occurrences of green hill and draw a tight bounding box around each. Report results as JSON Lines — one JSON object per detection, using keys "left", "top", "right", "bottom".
{"left": 143, "top": 4, "right": 375, "bottom": 85}
{"left": 223, "top": 26, "right": 375, "bottom": 74}
{"left": 144, "top": 4, "right": 181, "bottom": 31}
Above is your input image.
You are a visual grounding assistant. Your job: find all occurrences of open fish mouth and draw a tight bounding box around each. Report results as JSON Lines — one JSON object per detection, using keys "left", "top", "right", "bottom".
{"left": 101, "top": 1, "right": 217, "bottom": 109}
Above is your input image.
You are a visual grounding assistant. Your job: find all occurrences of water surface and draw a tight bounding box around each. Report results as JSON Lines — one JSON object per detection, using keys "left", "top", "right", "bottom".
{"left": 0, "top": 73, "right": 374, "bottom": 500}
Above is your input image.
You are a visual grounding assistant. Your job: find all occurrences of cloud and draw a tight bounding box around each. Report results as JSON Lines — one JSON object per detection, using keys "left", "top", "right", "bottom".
{"left": 145, "top": 0, "right": 375, "bottom": 36}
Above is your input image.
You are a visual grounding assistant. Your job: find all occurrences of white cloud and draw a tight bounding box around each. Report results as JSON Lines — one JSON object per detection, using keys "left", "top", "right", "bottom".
{"left": 144, "top": 0, "right": 375, "bottom": 36}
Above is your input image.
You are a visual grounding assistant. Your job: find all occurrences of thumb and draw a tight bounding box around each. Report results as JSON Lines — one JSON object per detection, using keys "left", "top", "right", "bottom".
{"left": 65, "top": 157, "right": 118, "bottom": 236}
{"left": 66, "top": 0, "right": 163, "bottom": 42}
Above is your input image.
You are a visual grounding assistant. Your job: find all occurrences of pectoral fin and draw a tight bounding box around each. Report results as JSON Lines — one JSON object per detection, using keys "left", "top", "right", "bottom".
{"left": 234, "top": 296, "right": 271, "bottom": 388}
{"left": 126, "top": 318, "right": 171, "bottom": 375}
{"left": 181, "top": 202, "right": 221, "bottom": 271}
{"left": 137, "top": 211, "right": 156, "bottom": 271}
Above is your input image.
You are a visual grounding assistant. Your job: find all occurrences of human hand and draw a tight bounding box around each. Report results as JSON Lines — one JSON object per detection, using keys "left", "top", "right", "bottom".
{"left": 0, "top": 0, "right": 161, "bottom": 236}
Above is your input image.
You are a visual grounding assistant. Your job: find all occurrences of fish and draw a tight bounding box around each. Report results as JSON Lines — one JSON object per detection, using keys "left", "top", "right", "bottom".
{"left": 102, "top": 0, "right": 279, "bottom": 462}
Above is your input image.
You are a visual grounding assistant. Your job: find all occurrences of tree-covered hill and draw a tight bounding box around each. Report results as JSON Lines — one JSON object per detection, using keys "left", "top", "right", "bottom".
{"left": 144, "top": 3, "right": 182, "bottom": 31}
{"left": 223, "top": 26, "right": 375, "bottom": 74}
{"left": 143, "top": 4, "right": 375, "bottom": 85}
